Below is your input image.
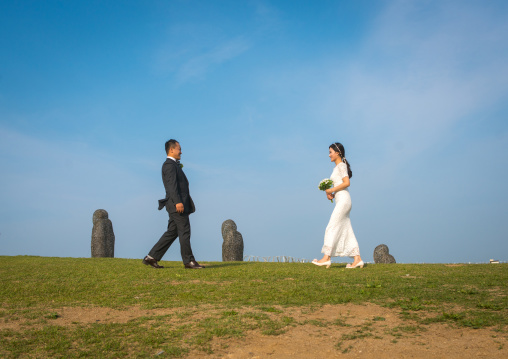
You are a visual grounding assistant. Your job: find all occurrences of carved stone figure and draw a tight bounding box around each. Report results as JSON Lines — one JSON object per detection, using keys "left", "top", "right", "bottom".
{"left": 373, "top": 244, "right": 395, "bottom": 264}
{"left": 91, "top": 209, "right": 115, "bottom": 257}
{"left": 222, "top": 219, "right": 243, "bottom": 261}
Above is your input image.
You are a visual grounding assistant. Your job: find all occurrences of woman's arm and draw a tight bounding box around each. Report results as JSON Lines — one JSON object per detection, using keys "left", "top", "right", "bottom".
{"left": 325, "top": 176, "right": 350, "bottom": 195}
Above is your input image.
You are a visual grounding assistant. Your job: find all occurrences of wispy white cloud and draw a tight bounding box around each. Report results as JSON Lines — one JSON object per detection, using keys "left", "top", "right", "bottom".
{"left": 153, "top": 1, "right": 284, "bottom": 84}
{"left": 154, "top": 20, "right": 252, "bottom": 84}
{"left": 175, "top": 36, "right": 251, "bottom": 83}
{"left": 252, "top": 0, "right": 284, "bottom": 32}
{"left": 315, "top": 0, "right": 508, "bottom": 163}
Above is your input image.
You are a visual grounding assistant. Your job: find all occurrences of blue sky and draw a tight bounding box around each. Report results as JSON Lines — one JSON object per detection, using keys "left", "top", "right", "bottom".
{"left": 1, "top": 0, "right": 507, "bottom": 263}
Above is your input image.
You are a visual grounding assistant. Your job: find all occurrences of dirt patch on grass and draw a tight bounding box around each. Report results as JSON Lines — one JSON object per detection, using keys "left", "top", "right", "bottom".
{"left": 1, "top": 304, "right": 506, "bottom": 358}
{"left": 0, "top": 306, "right": 175, "bottom": 330}
{"left": 201, "top": 324, "right": 506, "bottom": 358}
{"left": 188, "top": 304, "right": 507, "bottom": 359}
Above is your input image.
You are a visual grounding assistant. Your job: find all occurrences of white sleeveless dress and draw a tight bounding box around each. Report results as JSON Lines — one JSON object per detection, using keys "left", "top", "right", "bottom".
{"left": 321, "top": 162, "right": 360, "bottom": 257}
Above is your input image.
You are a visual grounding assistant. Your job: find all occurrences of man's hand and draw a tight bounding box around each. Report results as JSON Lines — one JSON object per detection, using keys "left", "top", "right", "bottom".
{"left": 176, "top": 203, "right": 184, "bottom": 213}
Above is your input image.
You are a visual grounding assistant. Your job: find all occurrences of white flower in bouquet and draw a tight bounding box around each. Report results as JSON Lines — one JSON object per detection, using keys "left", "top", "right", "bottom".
{"left": 318, "top": 178, "right": 334, "bottom": 203}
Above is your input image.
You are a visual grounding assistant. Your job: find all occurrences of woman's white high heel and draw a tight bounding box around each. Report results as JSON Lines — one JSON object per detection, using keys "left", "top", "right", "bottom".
{"left": 312, "top": 259, "right": 331, "bottom": 268}
{"left": 346, "top": 260, "right": 364, "bottom": 269}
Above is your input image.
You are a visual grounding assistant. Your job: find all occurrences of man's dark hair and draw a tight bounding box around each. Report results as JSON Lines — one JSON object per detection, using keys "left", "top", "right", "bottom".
{"left": 165, "top": 139, "right": 179, "bottom": 155}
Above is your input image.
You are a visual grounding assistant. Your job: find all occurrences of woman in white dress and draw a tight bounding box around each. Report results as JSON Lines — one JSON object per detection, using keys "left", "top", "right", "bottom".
{"left": 312, "top": 142, "right": 364, "bottom": 269}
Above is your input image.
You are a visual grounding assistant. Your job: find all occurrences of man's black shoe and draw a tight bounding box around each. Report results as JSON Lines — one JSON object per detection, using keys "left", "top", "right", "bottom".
{"left": 142, "top": 256, "right": 164, "bottom": 269}
{"left": 184, "top": 260, "right": 204, "bottom": 269}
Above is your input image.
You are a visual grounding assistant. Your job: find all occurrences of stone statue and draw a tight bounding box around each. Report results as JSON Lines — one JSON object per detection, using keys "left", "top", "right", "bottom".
{"left": 91, "top": 209, "right": 115, "bottom": 258}
{"left": 373, "top": 244, "right": 396, "bottom": 264}
{"left": 222, "top": 219, "right": 244, "bottom": 261}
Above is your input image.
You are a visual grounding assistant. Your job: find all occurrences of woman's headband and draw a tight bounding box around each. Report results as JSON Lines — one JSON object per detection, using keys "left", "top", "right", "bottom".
{"left": 334, "top": 143, "right": 346, "bottom": 163}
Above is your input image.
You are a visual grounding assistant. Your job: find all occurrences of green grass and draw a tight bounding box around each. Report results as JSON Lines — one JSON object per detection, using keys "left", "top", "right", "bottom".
{"left": 0, "top": 256, "right": 507, "bottom": 357}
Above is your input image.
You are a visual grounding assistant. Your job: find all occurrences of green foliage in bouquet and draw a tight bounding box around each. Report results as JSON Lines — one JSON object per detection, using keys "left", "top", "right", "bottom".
{"left": 318, "top": 178, "right": 334, "bottom": 203}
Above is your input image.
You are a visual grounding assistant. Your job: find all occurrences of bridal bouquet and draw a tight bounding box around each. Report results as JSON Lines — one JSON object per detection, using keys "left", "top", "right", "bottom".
{"left": 318, "top": 178, "right": 334, "bottom": 203}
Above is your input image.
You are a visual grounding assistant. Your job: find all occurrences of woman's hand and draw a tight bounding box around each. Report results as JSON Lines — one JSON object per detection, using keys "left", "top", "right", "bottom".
{"left": 326, "top": 193, "right": 334, "bottom": 200}
{"left": 325, "top": 188, "right": 334, "bottom": 195}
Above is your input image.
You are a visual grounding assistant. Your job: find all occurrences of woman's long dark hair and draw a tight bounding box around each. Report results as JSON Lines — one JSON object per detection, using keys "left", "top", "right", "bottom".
{"left": 330, "top": 142, "right": 352, "bottom": 178}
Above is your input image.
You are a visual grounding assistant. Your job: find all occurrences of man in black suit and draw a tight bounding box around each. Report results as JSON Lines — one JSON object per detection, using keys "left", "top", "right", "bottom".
{"left": 143, "top": 139, "right": 204, "bottom": 269}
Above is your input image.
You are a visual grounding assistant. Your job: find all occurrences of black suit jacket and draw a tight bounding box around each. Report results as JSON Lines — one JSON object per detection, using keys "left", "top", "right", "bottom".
{"left": 158, "top": 159, "right": 195, "bottom": 214}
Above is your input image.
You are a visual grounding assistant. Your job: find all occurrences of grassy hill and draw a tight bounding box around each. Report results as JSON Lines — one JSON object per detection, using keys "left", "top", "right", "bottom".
{"left": 0, "top": 256, "right": 506, "bottom": 357}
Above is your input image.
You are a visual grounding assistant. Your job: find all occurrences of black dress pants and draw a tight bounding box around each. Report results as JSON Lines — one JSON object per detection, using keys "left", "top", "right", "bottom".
{"left": 149, "top": 212, "right": 195, "bottom": 264}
